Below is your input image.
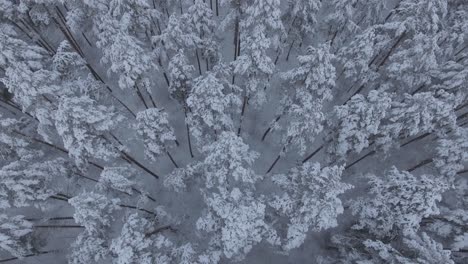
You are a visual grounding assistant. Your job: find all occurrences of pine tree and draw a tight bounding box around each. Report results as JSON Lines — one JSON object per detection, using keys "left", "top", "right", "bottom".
{"left": 197, "top": 188, "right": 278, "bottom": 261}
{"left": 97, "top": 166, "right": 137, "bottom": 195}
{"left": 197, "top": 131, "right": 259, "bottom": 189}
{"left": 187, "top": 69, "right": 242, "bottom": 144}
{"left": 167, "top": 50, "right": 195, "bottom": 107}
{"left": 327, "top": 90, "right": 393, "bottom": 160}
{"left": 68, "top": 191, "right": 120, "bottom": 234}
{"left": 97, "top": 17, "right": 155, "bottom": 91}
{"left": 434, "top": 127, "right": 468, "bottom": 178}
{"left": 136, "top": 108, "right": 177, "bottom": 161}
{"left": 185, "top": 0, "right": 218, "bottom": 70}
{"left": 0, "top": 153, "right": 62, "bottom": 209}
{"left": 54, "top": 96, "right": 124, "bottom": 168}
{"left": 350, "top": 167, "right": 449, "bottom": 237}
{"left": 279, "top": 44, "right": 336, "bottom": 154}
{"left": 270, "top": 162, "right": 352, "bottom": 250}
{"left": 68, "top": 232, "right": 109, "bottom": 264}
{"left": 0, "top": 214, "right": 33, "bottom": 258}
{"left": 110, "top": 213, "right": 156, "bottom": 264}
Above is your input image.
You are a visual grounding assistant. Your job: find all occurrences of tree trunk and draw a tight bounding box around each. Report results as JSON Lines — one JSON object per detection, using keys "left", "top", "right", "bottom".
{"left": 184, "top": 109, "right": 195, "bottom": 158}
{"left": 344, "top": 150, "right": 376, "bottom": 170}
{"left": 377, "top": 31, "right": 407, "bottom": 69}
{"left": 166, "top": 151, "right": 179, "bottom": 168}
{"left": 266, "top": 140, "right": 290, "bottom": 173}
{"left": 232, "top": 19, "right": 239, "bottom": 84}
{"left": 0, "top": 251, "right": 53, "bottom": 263}
{"left": 285, "top": 40, "right": 295, "bottom": 61}
{"left": 121, "top": 151, "right": 160, "bottom": 179}
{"left": 237, "top": 95, "right": 248, "bottom": 136}
{"left": 302, "top": 145, "right": 324, "bottom": 163}
{"left": 52, "top": 12, "right": 137, "bottom": 118}
{"left": 407, "top": 158, "right": 433, "bottom": 172}
{"left": 195, "top": 49, "right": 203, "bottom": 75}
{"left": 266, "top": 154, "right": 281, "bottom": 174}
{"left": 135, "top": 85, "right": 149, "bottom": 109}
{"left": 261, "top": 115, "right": 282, "bottom": 141}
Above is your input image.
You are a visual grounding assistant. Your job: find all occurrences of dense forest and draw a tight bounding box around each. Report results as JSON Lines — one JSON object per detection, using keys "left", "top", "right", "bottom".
{"left": 0, "top": 0, "right": 467, "bottom": 263}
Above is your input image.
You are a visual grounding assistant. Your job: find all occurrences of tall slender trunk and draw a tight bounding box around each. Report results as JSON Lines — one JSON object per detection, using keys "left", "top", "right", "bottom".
{"left": 261, "top": 115, "right": 282, "bottom": 141}
{"left": 407, "top": 158, "right": 433, "bottom": 172}
{"left": 344, "top": 150, "right": 376, "bottom": 170}
{"left": 266, "top": 153, "right": 282, "bottom": 174}
{"left": 184, "top": 108, "right": 195, "bottom": 158}
{"left": 166, "top": 151, "right": 179, "bottom": 168}
{"left": 343, "top": 31, "right": 407, "bottom": 105}
{"left": 377, "top": 31, "right": 407, "bottom": 69}
{"left": 285, "top": 40, "right": 295, "bottom": 61}
{"left": 0, "top": 251, "right": 55, "bottom": 263}
{"left": 232, "top": 18, "right": 239, "bottom": 84}
{"left": 135, "top": 85, "right": 149, "bottom": 109}
{"left": 121, "top": 150, "right": 160, "bottom": 179}
{"left": 34, "top": 225, "right": 84, "bottom": 229}
{"left": 51, "top": 10, "right": 137, "bottom": 117}
{"left": 215, "top": 0, "right": 219, "bottom": 16}
{"left": 266, "top": 137, "right": 292, "bottom": 173}
{"left": 147, "top": 90, "right": 158, "bottom": 108}
{"left": 195, "top": 49, "right": 203, "bottom": 75}
{"left": 302, "top": 145, "right": 324, "bottom": 164}
{"left": 237, "top": 95, "right": 248, "bottom": 136}
{"left": 81, "top": 32, "right": 93, "bottom": 47}
{"left": 158, "top": 59, "right": 171, "bottom": 87}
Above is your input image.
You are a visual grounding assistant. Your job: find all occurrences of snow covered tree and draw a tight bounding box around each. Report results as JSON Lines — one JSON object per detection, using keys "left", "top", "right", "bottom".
{"left": 270, "top": 162, "right": 352, "bottom": 250}
{"left": 153, "top": 14, "right": 200, "bottom": 60}
{"left": 278, "top": 44, "right": 336, "bottom": 154}
{"left": 136, "top": 108, "right": 177, "bottom": 161}
{"left": 187, "top": 68, "right": 241, "bottom": 143}
{"left": 98, "top": 166, "right": 137, "bottom": 195}
{"left": 285, "top": 0, "right": 322, "bottom": 38}
{"left": 0, "top": 153, "right": 62, "bottom": 209}
{"left": 69, "top": 192, "right": 120, "bottom": 234}
{"left": 324, "top": 230, "right": 454, "bottom": 264}
{"left": 111, "top": 213, "right": 196, "bottom": 264}
{"left": 324, "top": 0, "right": 360, "bottom": 47}
{"left": 97, "top": 17, "right": 155, "bottom": 91}
{"left": 185, "top": 0, "right": 219, "bottom": 70}
{"left": 54, "top": 96, "right": 124, "bottom": 168}
{"left": 197, "top": 188, "right": 278, "bottom": 261}
{"left": 168, "top": 50, "right": 195, "bottom": 107}
{"left": 197, "top": 131, "right": 259, "bottom": 189}
{"left": 327, "top": 90, "right": 393, "bottom": 160}
{"left": 350, "top": 167, "right": 449, "bottom": 237}
{"left": 242, "top": 0, "right": 284, "bottom": 49}
{"left": 0, "top": 24, "right": 64, "bottom": 140}
{"left": 110, "top": 213, "right": 156, "bottom": 264}
{"left": 163, "top": 165, "right": 196, "bottom": 193}
{"left": 233, "top": 25, "right": 274, "bottom": 106}
{"left": 434, "top": 127, "right": 468, "bottom": 178}
{"left": 0, "top": 116, "right": 34, "bottom": 163}
{"left": 0, "top": 214, "right": 34, "bottom": 258}
{"left": 337, "top": 24, "right": 394, "bottom": 89}
{"left": 403, "top": 232, "right": 455, "bottom": 264}
{"left": 68, "top": 232, "right": 109, "bottom": 264}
